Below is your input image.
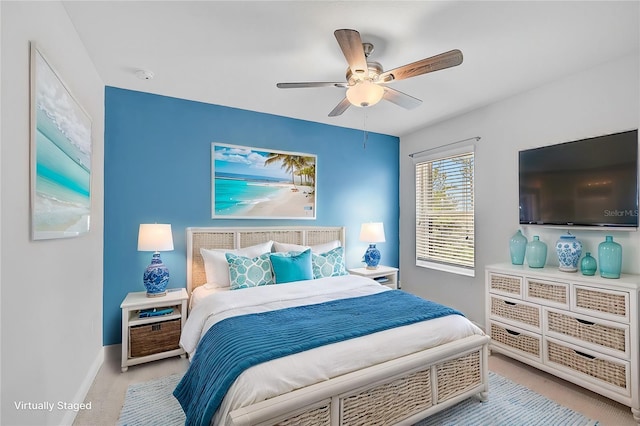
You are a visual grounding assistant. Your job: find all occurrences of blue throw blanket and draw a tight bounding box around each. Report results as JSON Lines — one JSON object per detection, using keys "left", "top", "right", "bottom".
{"left": 174, "top": 290, "right": 463, "bottom": 426}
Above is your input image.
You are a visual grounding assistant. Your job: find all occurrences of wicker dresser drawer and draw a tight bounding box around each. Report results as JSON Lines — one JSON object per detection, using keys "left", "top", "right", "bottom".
{"left": 489, "top": 273, "right": 522, "bottom": 298}
{"left": 490, "top": 322, "right": 541, "bottom": 361}
{"left": 526, "top": 278, "right": 569, "bottom": 308}
{"left": 545, "top": 339, "right": 629, "bottom": 395}
{"left": 490, "top": 296, "right": 540, "bottom": 331}
{"left": 573, "top": 285, "right": 629, "bottom": 322}
{"left": 545, "top": 309, "right": 628, "bottom": 358}
{"left": 130, "top": 318, "right": 181, "bottom": 358}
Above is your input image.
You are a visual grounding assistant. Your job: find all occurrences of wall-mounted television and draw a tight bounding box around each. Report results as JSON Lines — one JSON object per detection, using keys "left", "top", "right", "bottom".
{"left": 519, "top": 129, "right": 638, "bottom": 228}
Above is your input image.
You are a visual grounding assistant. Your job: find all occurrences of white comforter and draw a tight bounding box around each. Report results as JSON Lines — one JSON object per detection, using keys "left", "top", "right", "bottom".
{"left": 181, "top": 275, "right": 484, "bottom": 425}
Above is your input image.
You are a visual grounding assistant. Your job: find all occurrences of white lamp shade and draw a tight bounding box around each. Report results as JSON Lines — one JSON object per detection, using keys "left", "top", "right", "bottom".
{"left": 137, "top": 224, "right": 174, "bottom": 252}
{"left": 359, "top": 222, "right": 386, "bottom": 243}
{"left": 346, "top": 81, "right": 384, "bottom": 107}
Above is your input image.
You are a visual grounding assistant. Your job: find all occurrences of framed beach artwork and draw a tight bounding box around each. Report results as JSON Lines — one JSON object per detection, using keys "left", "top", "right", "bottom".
{"left": 30, "top": 43, "right": 92, "bottom": 240}
{"left": 211, "top": 143, "right": 316, "bottom": 219}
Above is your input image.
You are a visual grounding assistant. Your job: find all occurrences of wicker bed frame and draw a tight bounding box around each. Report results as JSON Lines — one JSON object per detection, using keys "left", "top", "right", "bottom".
{"left": 186, "top": 226, "right": 490, "bottom": 426}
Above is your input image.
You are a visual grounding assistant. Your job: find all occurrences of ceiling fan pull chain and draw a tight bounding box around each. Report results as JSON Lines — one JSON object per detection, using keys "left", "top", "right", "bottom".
{"left": 363, "top": 110, "right": 368, "bottom": 149}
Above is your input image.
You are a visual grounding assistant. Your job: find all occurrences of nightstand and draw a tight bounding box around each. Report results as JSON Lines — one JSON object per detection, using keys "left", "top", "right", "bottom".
{"left": 348, "top": 266, "right": 400, "bottom": 289}
{"left": 120, "top": 288, "right": 188, "bottom": 372}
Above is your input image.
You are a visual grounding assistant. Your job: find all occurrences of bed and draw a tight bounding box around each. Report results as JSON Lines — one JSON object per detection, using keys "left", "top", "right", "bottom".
{"left": 175, "top": 226, "right": 490, "bottom": 426}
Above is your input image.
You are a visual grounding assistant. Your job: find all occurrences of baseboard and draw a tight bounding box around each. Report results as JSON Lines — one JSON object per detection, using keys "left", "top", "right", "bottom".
{"left": 60, "top": 347, "right": 105, "bottom": 426}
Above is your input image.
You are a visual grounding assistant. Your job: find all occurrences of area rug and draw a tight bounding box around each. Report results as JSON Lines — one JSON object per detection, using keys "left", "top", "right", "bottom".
{"left": 117, "top": 372, "right": 598, "bottom": 426}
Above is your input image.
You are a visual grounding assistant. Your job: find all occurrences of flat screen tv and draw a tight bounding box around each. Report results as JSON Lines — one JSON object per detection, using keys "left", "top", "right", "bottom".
{"left": 519, "top": 129, "right": 639, "bottom": 228}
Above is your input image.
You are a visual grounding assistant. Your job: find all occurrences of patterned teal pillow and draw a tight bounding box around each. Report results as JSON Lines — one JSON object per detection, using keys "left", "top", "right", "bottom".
{"left": 312, "top": 246, "right": 348, "bottom": 279}
{"left": 225, "top": 252, "right": 274, "bottom": 290}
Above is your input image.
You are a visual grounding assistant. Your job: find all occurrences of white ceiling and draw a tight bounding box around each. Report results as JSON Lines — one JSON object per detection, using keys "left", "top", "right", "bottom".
{"left": 62, "top": 1, "right": 639, "bottom": 137}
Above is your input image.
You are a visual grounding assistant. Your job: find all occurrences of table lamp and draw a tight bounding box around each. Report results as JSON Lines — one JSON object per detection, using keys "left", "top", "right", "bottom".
{"left": 137, "top": 224, "right": 174, "bottom": 297}
{"left": 360, "top": 222, "right": 385, "bottom": 269}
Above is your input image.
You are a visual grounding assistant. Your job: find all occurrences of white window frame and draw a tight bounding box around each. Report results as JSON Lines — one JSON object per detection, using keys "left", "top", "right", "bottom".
{"left": 414, "top": 145, "right": 475, "bottom": 277}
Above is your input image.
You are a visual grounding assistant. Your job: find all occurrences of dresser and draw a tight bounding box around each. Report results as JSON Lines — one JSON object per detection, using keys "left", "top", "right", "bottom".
{"left": 485, "top": 263, "right": 640, "bottom": 423}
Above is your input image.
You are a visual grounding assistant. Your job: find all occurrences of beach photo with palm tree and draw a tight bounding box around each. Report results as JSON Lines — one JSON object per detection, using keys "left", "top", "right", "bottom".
{"left": 211, "top": 143, "right": 316, "bottom": 219}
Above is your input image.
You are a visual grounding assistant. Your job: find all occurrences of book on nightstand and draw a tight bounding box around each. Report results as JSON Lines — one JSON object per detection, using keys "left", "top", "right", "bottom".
{"left": 138, "top": 307, "right": 174, "bottom": 318}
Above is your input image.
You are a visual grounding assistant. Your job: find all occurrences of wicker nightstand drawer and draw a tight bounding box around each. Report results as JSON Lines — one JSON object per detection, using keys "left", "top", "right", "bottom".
{"left": 546, "top": 339, "right": 629, "bottom": 394}
{"left": 130, "top": 318, "right": 181, "bottom": 358}
{"left": 545, "top": 310, "right": 628, "bottom": 357}
{"left": 526, "top": 278, "right": 569, "bottom": 308}
{"left": 490, "top": 322, "right": 541, "bottom": 361}
{"left": 489, "top": 273, "right": 522, "bottom": 298}
{"left": 490, "top": 296, "right": 540, "bottom": 331}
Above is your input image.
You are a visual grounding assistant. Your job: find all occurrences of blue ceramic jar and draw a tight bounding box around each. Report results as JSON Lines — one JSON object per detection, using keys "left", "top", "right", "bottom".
{"left": 555, "top": 232, "right": 582, "bottom": 272}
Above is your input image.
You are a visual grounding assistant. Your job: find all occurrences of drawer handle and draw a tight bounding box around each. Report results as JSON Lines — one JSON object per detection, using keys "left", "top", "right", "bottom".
{"left": 574, "top": 350, "right": 596, "bottom": 360}
{"left": 505, "top": 329, "right": 521, "bottom": 336}
{"left": 576, "top": 319, "right": 595, "bottom": 326}
{"left": 504, "top": 301, "right": 517, "bottom": 306}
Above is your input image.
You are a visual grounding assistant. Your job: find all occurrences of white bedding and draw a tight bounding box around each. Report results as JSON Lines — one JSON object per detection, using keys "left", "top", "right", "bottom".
{"left": 181, "top": 275, "right": 484, "bottom": 425}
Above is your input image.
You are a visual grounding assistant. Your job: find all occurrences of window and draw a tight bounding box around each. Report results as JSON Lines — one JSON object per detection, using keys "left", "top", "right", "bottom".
{"left": 415, "top": 147, "right": 474, "bottom": 276}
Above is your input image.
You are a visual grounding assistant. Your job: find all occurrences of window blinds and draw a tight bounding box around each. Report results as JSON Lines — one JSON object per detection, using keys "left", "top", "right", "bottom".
{"left": 415, "top": 150, "right": 474, "bottom": 272}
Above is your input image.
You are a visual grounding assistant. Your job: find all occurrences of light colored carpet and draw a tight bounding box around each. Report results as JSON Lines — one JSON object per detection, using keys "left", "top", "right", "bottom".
{"left": 117, "top": 371, "right": 599, "bottom": 425}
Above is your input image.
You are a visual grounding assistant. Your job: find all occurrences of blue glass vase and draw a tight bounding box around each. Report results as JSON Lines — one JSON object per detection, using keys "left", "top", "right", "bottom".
{"left": 580, "top": 252, "right": 597, "bottom": 276}
{"left": 509, "top": 230, "right": 527, "bottom": 265}
{"left": 526, "top": 236, "right": 547, "bottom": 268}
{"left": 555, "top": 232, "right": 582, "bottom": 272}
{"left": 598, "top": 236, "right": 622, "bottom": 279}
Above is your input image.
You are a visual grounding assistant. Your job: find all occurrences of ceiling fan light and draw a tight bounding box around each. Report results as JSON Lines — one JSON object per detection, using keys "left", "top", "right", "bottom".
{"left": 346, "top": 81, "right": 384, "bottom": 107}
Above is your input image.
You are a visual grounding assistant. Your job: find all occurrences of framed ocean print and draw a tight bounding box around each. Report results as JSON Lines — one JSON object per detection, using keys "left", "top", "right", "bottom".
{"left": 30, "top": 43, "right": 92, "bottom": 240}
{"left": 212, "top": 143, "right": 317, "bottom": 219}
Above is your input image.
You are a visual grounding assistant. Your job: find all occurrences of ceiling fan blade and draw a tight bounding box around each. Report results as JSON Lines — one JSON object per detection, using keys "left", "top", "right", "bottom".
{"left": 328, "top": 97, "right": 351, "bottom": 117}
{"left": 379, "top": 49, "right": 463, "bottom": 82}
{"left": 277, "top": 82, "right": 347, "bottom": 89}
{"left": 334, "top": 29, "right": 368, "bottom": 77}
{"left": 382, "top": 87, "right": 422, "bottom": 109}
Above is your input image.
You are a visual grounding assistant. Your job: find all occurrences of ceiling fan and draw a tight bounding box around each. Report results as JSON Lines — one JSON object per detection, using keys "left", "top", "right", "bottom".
{"left": 276, "top": 29, "right": 463, "bottom": 117}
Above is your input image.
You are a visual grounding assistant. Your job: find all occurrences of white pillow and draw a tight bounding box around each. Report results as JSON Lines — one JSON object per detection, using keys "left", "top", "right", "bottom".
{"left": 200, "top": 240, "right": 273, "bottom": 288}
{"left": 273, "top": 240, "right": 341, "bottom": 254}
{"left": 190, "top": 283, "right": 229, "bottom": 310}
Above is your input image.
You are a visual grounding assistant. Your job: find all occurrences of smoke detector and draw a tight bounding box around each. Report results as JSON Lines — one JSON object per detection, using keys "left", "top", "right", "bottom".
{"left": 135, "top": 70, "right": 154, "bottom": 80}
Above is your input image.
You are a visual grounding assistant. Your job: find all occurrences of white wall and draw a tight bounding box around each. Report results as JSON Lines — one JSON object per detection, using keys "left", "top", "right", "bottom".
{"left": 400, "top": 54, "right": 640, "bottom": 326}
{"left": 1, "top": 2, "right": 104, "bottom": 425}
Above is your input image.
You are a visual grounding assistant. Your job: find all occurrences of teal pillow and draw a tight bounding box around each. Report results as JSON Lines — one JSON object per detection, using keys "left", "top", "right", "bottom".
{"left": 225, "top": 252, "right": 274, "bottom": 290}
{"left": 312, "top": 246, "right": 348, "bottom": 279}
{"left": 270, "top": 249, "right": 313, "bottom": 284}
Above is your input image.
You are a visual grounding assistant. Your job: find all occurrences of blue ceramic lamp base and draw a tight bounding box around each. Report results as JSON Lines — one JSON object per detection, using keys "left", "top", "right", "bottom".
{"left": 143, "top": 252, "right": 169, "bottom": 297}
{"left": 363, "top": 244, "right": 381, "bottom": 269}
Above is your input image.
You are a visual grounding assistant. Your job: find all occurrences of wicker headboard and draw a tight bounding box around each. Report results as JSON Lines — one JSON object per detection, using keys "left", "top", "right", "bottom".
{"left": 186, "top": 226, "right": 346, "bottom": 294}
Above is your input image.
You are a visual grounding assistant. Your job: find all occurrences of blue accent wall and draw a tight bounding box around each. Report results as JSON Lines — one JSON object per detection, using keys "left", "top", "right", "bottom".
{"left": 104, "top": 87, "right": 399, "bottom": 345}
